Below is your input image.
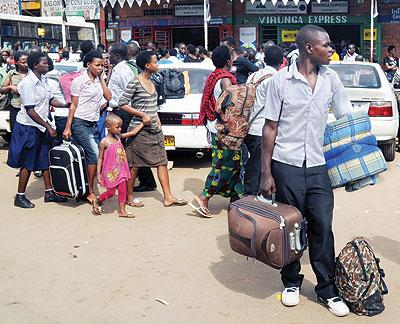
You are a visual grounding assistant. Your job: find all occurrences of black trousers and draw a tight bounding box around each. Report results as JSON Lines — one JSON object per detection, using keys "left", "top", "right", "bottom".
{"left": 244, "top": 134, "right": 261, "bottom": 195}
{"left": 137, "top": 167, "right": 157, "bottom": 188}
{"left": 272, "top": 160, "right": 337, "bottom": 299}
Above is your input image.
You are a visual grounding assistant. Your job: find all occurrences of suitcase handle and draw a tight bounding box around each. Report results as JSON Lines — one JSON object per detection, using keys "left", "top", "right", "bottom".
{"left": 62, "top": 140, "right": 72, "bottom": 146}
{"left": 256, "top": 193, "right": 277, "bottom": 207}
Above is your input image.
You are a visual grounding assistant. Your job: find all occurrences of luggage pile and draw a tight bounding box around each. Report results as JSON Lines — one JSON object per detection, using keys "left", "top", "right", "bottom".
{"left": 323, "top": 111, "right": 387, "bottom": 191}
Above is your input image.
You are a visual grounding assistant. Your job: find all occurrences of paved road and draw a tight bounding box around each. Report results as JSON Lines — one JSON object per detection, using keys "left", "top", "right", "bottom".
{"left": 0, "top": 141, "right": 399, "bottom": 323}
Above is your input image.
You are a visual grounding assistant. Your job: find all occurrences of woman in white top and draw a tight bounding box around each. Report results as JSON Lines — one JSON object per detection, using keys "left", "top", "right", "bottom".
{"left": 63, "top": 50, "right": 112, "bottom": 211}
{"left": 7, "top": 52, "right": 70, "bottom": 209}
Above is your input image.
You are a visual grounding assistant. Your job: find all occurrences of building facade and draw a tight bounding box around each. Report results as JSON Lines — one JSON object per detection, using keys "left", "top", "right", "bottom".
{"left": 99, "top": 0, "right": 400, "bottom": 63}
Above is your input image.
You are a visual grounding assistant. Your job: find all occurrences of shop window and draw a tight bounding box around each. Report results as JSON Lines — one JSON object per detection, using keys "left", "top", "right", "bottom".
{"left": 133, "top": 28, "right": 152, "bottom": 47}
{"left": 261, "top": 26, "right": 277, "bottom": 46}
{"left": 155, "top": 30, "right": 169, "bottom": 47}
{"left": 144, "top": 9, "right": 173, "bottom": 16}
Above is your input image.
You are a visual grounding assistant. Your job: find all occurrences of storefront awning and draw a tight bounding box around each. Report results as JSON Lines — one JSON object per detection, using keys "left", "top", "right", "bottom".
{"left": 100, "top": 0, "right": 325, "bottom": 8}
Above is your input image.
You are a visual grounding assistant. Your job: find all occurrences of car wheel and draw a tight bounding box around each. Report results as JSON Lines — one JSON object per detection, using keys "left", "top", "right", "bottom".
{"left": 381, "top": 142, "right": 396, "bottom": 162}
{"left": 1, "top": 133, "right": 11, "bottom": 143}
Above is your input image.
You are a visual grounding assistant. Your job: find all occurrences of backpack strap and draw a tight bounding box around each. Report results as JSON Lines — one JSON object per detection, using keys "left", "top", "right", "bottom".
{"left": 252, "top": 73, "right": 273, "bottom": 87}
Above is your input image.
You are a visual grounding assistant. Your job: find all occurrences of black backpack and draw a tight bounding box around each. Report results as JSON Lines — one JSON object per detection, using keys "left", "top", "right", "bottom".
{"left": 150, "top": 72, "right": 166, "bottom": 106}
{"left": 161, "top": 69, "right": 185, "bottom": 99}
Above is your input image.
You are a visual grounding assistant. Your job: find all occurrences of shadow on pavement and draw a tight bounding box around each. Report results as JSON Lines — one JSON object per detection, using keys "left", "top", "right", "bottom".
{"left": 209, "top": 234, "right": 314, "bottom": 300}
{"left": 370, "top": 235, "right": 400, "bottom": 266}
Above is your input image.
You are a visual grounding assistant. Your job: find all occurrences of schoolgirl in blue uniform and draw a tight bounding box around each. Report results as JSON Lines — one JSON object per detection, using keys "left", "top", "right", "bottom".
{"left": 7, "top": 51, "right": 70, "bottom": 208}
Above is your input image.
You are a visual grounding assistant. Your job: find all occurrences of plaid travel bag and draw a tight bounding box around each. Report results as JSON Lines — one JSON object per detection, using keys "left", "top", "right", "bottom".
{"left": 323, "top": 112, "right": 387, "bottom": 190}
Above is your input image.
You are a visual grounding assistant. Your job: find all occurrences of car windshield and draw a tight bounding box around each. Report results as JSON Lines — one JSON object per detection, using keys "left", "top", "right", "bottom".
{"left": 329, "top": 64, "right": 381, "bottom": 89}
{"left": 159, "top": 67, "right": 212, "bottom": 94}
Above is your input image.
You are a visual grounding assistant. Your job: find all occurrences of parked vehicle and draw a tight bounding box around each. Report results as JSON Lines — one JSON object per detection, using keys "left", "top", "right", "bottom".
{"left": 329, "top": 62, "right": 399, "bottom": 161}
{"left": 158, "top": 63, "right": 213, "bottom": 153}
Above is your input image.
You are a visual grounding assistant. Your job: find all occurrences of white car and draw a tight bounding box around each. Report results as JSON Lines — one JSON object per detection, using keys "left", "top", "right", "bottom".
{"left": 158, "top": 63, "right": 213, "bottom": 153}
{"left": 329, "top": 62, "right": 399, "bottom": 161}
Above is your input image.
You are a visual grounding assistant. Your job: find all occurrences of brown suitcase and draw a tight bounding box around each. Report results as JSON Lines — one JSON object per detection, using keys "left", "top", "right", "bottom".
{"left": 228, "top": 195, "right": 308, "bottom": 269}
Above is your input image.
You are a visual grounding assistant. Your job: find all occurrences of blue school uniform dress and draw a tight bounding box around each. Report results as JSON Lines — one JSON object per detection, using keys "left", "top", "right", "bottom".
{"left": 7, "top": 71, "right": 53, "bottom": 171}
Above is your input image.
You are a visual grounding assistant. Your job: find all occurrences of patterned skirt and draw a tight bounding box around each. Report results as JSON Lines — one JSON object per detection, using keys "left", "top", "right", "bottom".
{"left": 202, "top": 134, "right": 244, "bottom": 199}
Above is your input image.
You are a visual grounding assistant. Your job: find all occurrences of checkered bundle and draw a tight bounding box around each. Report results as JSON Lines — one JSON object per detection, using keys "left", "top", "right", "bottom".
{"left": 323, "top": 111, "right": 387, "bottom": 191}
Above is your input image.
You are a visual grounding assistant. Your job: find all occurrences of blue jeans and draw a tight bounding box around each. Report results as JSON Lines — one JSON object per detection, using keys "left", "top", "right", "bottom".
{"left": 71, "top": 118, "right": 99, "bottom": 165}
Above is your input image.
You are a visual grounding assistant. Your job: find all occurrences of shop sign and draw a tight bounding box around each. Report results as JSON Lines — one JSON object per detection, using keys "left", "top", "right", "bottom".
{"left": 0, "top": 0, "right": 19, "bottom": 15}
{"left": 120, "top": 30, "right": 132, "bottom": 43}
{"left": 41, "top": 0, "right": 100, "bottom": 20}
{"left": 246, "top": 1, "right": 307, "bottom": 15}
{"left": 175, "top": 5, "right": 203, "bottom": 17}
{"left": 259, "top": 15, "right": 348, "bottom": 25}
{"left": 378, "top": 7, "right": 400, "bottom": 23}
{"left": 120, "top": 16, "right": 226, "bottom": 28}
{"left": 239, "top": 27, "right": 257, "bottom": 49}
{"left": 282, "top": 30, "right": 298, "bottom": 42}
{"left": 106, "top": 29, "right": 115, "bottom": 42}
{"left": 363, "top": 28, "right": 377, "bottom": 41}
{"left": 311, "top": 1, "right": 348, "bottom": 14}
{"left": 209, "top": 17, "right": 224, "bottom": 25}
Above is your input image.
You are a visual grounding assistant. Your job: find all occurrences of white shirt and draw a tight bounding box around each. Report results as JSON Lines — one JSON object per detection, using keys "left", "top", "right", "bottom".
{"left": 46, "top": 70, "right": 68, "bottom": 117}
{"left": 108, "top": 60, "right": 135, "bottom": 109}
{"left": 343, "top": 52, "right": 357, "bottom": 62}
{"left": 71, "top": 69, "right": 104, "bottom": 122}
{"left": 264, "top": 63, "right": 352, "bottom": 168}
{"left": 246, "top": 65, "right": 277, "bottom": 136}
{"left": 17, "top": 71, "right": 52, "bottom": 132}
{"left": 206, "top": 79, "right": 222, "bottom": 134}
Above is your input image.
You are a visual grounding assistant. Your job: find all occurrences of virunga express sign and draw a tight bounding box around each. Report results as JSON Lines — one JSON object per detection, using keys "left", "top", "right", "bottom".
{"left": 41, "top": 0, "right": 100, "bottom": 20}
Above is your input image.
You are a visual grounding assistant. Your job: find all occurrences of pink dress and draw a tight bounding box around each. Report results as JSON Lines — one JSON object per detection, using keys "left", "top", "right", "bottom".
{"left": 101, "top": 138, "right": 131, "bottom": 189}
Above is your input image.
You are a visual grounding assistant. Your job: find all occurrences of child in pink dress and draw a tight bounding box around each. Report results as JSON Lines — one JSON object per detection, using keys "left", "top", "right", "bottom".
{"left": 96, "top": 114, "right": 143, "bottom": 217}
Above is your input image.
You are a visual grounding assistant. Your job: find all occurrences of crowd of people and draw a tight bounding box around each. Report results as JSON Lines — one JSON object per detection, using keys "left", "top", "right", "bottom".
{"left": 1, "top": 25, "right": 386, "bottom": 317}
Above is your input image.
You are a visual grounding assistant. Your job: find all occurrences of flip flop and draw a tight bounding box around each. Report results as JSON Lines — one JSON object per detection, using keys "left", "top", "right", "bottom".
{"left": 188, "top": 202, "right": 212, "bottom": 218}
{"left": 164, "top": 198, "right": 188, "bottom": 207}
{"left": 119, "top": 212, "right": 135, "bottom": 218}
{"left": 127, "top": 198, "right": 144, "bottom": 208}
{"left": 90, "top": 198, "right": 102, "bottom": 216}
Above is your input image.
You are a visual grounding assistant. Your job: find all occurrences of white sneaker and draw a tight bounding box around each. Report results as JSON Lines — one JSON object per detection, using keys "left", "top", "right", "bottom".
{"left": 317, "top": 296, "right": 350, "bottom": 317}
{"left": 281, "top": 287, "right": 300, "bottom": 307}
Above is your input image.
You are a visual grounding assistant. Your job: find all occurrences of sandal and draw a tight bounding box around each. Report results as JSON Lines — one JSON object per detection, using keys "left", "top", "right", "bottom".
{"left": 188, "top": 196, "right": 212, "bottom": 218}
{"left": 127, "top": 198, "right": 144, "bottom": 208}
{"left": 90, "top": 198, "right": 102, "bottom": 216}
{"left": 119, "top": 212, "right": 135, "bottom": 218}
{"left": 164, "top": 197, "right": 188, "bottom": 207}
{"left": 188, "top": 202, "right": 212, "bottom": 218}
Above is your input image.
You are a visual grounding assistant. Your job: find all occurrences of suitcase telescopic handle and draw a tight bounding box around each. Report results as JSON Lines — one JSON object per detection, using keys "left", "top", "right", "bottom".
{"left": 256, "top": 193, "right": 277, "bottom": 207}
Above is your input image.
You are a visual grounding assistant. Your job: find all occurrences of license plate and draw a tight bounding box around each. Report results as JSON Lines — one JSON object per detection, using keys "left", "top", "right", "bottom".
{"left": 164, "top": 136, "right": 175, "bottom": 147}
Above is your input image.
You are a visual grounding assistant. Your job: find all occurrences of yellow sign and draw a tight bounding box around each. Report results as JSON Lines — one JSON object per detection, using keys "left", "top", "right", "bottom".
{"left": 364, "top": 28, "right": 377, "bottom": 41}
{"left": 282, "top": 30, "right": 298, "bottom": 43}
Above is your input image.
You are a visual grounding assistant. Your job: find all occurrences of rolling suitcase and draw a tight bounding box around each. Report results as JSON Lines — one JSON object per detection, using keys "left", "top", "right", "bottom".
{"left": 228, "top": 194, "right": 308, "bottom": 269}
{"left": 48, "top": 142, "right": 89, "bottom": 200}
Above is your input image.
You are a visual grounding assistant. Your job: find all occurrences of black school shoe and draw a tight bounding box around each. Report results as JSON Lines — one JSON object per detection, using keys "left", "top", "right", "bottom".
{"left": 14, "top": 195, "right": 35, "bottom": 208}
{"left": 44, "top": 190, "right": 68, "bottom": 203}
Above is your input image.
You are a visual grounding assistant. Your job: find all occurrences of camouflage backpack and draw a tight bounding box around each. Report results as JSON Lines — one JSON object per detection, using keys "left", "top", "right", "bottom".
{"left": 335, "top": 237, "right": 388, "bottom": 316}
